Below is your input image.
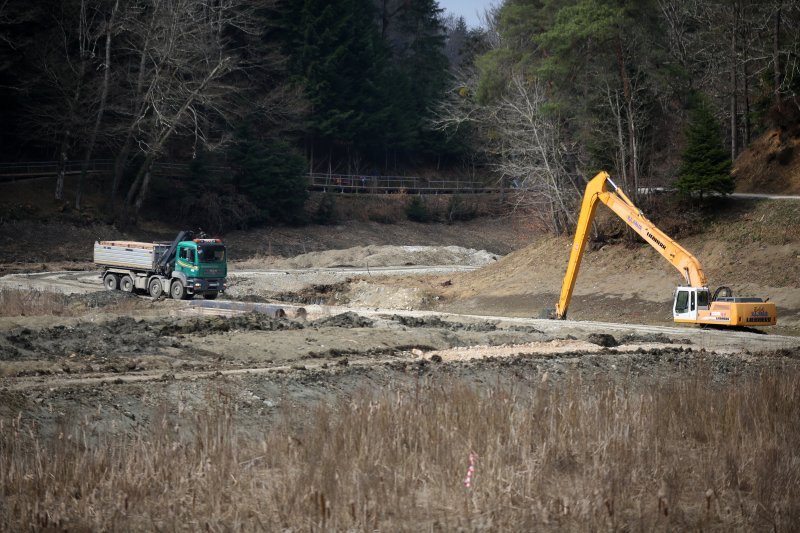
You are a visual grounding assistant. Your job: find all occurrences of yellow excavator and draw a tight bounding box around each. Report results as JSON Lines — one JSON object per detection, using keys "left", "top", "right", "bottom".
{"left": 555, "top": 171, "right": 777, "bottom": 327}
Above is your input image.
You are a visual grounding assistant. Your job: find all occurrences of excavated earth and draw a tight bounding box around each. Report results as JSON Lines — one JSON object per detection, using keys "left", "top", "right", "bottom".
{"left": 2, "top": 286, "right": 799, "bottom": 439}
{"left": 1, "top": 208, "right": 799, "bottom": 439}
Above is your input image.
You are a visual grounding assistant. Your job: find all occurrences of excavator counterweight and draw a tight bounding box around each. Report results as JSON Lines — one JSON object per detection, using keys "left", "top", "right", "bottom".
{"left": 555, "top": 172, "right": 777, "bottom": 327}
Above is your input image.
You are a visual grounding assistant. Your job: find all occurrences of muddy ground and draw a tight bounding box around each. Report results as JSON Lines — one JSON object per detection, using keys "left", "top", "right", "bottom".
{"left": 2, "top": 204, "right": 799, "bottom": 444}
{"left": 2, "top": 286, "right": 799, "bottom": 442}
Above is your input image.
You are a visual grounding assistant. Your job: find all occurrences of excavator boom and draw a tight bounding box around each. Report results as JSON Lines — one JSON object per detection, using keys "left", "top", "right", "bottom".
{"left": 556, "top": 172, "right": 707, "bottom": 320}
{"left": 554, "top": 172, "right": 776, "bottom": 327}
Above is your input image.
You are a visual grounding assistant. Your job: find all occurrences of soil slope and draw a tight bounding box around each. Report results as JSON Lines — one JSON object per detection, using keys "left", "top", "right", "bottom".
{"left": 735, "top": 128, "right": 800, "bottom": 194}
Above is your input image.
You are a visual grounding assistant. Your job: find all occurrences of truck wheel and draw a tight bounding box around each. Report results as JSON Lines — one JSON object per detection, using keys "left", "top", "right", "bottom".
{"left": 103, "top": 273, "right": 119, "bottom": 291}
{"left": 204, "top": 292, "right": 218, "bottom": 300}
{"left": 120, "top": 275, "right": 134, "bottom": 293}
{"left": 170, "top": 280, "right": 186, "bottom": 300}
{"left": 148, "top": 278, "right": 163, "bottom": 298}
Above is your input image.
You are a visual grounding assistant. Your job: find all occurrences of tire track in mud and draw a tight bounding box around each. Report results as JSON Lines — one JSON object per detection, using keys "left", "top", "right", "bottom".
{"left": 0, "top": 339, "right": 734, "bottom": 392}
{"left": 3, "top": 307, "right": 798, "bottom": 393}
{"left": 0, "top": 270, "right": 102, "bottom": 294}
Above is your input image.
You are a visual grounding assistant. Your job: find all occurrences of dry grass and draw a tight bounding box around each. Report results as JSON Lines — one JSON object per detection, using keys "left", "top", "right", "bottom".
{"left": 2, "top": 369, "right": 799, "bottom": 530}
{"left": 0, "top": 288, "right": 74, "bottom": 317}
{"left": 0, "top": 288, "right": 148, "bottom": 317}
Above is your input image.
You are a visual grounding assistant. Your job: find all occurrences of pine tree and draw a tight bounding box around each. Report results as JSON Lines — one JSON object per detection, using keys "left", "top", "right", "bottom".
{"left": 676, "top": 101, "right": 734, "bottom": 198}
{"left": 289, "top": 0, "right": 388, "bottom": 146}
{"left": 229, "top": 122, "right": 309, "bottom": 225}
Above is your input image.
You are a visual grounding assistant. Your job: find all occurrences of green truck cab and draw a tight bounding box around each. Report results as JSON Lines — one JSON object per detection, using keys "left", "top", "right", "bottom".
{"left": 173, "top": 239, "right": 227, "bottom": 299}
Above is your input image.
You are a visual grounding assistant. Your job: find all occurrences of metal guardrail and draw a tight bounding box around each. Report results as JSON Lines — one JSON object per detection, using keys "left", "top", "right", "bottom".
{"left": 0, "top": 159, "right": 230, "bottom": 182}
{"left": 0, "top": 159, "right": 113, "bottom": 179}
{"left": 308, "top": 173, "right": 499, "bottom": 194}
{"left": 0, "top": 160, "right": 500, "bottom": 194}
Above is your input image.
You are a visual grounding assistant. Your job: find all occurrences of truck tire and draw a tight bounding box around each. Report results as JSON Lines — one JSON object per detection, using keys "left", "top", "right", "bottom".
{"left": 170, "top": 280, "right": 186, "bottom": 300}
{"left": 204, "top": 292, "right": 218, "bottom": 300}
{"left": 103, "top": 273, "right": 119, "bottom": 291}
{"left": 120, "top": 275, "right": 134, "bottom": 293}
{"left": 148, "top": 278, "right": 163, "bottom": 298}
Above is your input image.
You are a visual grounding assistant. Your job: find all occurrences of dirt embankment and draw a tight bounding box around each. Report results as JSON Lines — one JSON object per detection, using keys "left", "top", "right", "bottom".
{"left": 735, "top": 127, "right": 800, "bottom": 194}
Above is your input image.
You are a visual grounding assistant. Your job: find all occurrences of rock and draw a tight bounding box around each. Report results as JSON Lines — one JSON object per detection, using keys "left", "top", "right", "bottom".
{"left": 586, "top": 333, "right": 618, "bottom": 347}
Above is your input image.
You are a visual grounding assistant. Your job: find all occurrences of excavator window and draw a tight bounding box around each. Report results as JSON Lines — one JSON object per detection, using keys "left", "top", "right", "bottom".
{"left": 690, "top": 291, "right": 696, "bottom": 311}
{"left": 697, "top": 290, "right": 710, "bottom": 308}
{"left": 675, "top": 290, "right": 689, "bottom": 313}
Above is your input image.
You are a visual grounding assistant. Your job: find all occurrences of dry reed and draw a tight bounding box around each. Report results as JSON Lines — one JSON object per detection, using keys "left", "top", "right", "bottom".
{"left": 0, "top": 288, "right": 73, "bottom": 317}
{"left": 1, "top": 368, "right": 798, "bottom": 530}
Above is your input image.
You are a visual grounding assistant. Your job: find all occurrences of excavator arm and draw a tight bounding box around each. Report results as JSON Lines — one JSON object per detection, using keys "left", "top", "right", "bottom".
{"left": 555, "top": 172, "right": 707, "bottom": 320}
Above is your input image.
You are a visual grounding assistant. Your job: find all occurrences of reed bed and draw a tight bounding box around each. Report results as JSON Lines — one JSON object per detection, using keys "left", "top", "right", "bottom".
{"left": 0, "top": 288, "right": 73, "bottom": 316}
{"left": 2, "top": 368, "right": 798, "bottom": 530}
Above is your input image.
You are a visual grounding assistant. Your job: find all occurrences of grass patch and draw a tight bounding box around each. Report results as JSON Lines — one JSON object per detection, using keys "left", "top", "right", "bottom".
{"left": 0, "top": 288, "right": 74, "bottom": 317}
{"left": 2, "top": 368, "right": 799, "bottom": 530}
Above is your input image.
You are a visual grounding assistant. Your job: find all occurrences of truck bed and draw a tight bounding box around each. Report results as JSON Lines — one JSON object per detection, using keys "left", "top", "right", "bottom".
{"left": 94, "top": 241, "right": 168, "bottom": 271}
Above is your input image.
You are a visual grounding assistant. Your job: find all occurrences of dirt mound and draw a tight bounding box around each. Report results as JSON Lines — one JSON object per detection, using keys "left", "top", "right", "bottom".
{"left": 310, "top": 312, "right": 374, "bottom": 328}
{"left": 0, "top": 313, "right": 305, "bottom": 361}
{"left": 2, "top": 317, "right": 168, "bottom": 360}
{"left": 224, "top": 218, "right": 532, "bottom": 260}
{"left": 240, "top": 244, "right": 499, "bottom": 269}
{"left": 734, "top": 128, "right": 800, "bottom": 194}
{"left": 77, "top": 290, "right": 139, "bottom": 308}
{"left": 619, "top": 332, "right": 691, "bottom": 345}
{"left": 586, "top": 333, "right": 618, "bottom": 347}
{"left": 391, "top": 315, "right": 498, "bottom": 332}
{"left": 154, "top": 313, "right": 302, "bottom": 336}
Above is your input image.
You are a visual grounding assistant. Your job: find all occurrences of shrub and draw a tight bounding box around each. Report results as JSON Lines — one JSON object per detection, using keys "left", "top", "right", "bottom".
{"left": 405, "top": 196, "right": 432, "bottom": 222}
{"left": 446, "top": 194, "right": 479, "bottom": 222}
{"left": 314, "top": 194, "right": 339, "bottom": 225}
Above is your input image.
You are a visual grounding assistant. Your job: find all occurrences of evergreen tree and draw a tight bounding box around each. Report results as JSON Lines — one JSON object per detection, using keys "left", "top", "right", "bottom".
{"left": 288, "top": 0, "right": 388, "bottom": 150}
{"left": 676, "top": 100, "right": 734, "bottom": 198}
{"left": 388, "top": 0, "right": 449, "bottom": 155}
{"left": 229, "top": 122, "right": 309, "bottom": 224}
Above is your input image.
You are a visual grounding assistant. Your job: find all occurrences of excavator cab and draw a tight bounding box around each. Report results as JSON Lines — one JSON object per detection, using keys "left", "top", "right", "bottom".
{"left": 672, "top": 287, "right": 710, "bottom": 322}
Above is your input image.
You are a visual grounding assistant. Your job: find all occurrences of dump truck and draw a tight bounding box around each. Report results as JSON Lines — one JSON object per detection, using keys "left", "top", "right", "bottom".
{"left": 93, "top": 231, "right": 227, "bottom": 300}
{"left": 554, "top": 172, "right": 777, "bottom": 327}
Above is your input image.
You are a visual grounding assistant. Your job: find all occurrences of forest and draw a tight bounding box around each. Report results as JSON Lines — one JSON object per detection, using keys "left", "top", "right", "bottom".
{"left": 0, "top": 0, "right": 798, "bottom": 230}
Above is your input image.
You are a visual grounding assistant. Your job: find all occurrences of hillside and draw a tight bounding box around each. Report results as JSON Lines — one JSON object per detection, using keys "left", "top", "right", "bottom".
{"left": 734, "top": 128, "right": 800, "bottom": 194}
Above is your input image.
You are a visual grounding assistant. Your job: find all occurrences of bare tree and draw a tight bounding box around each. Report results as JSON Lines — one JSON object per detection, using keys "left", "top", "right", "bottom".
{"left": 111, "top": 0, "right": 260, "bottom": 219}
{"left": 434, "top": 72, "right": 580, "bottom": 233}
{"left": 47, "top": 0, "right": 103, "bottom": 202}
{"left": 75, "top": 0, "right": 119, "bottom": 210}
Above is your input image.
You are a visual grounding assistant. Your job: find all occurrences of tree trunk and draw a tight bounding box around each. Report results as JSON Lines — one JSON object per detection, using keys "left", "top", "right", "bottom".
{"left": 743, "top": 57, "right": 750, "bottom": 145}
{"left": 730, "top": 4, "right": 738, "bottom": 163}
{"left": 76, "top": 0, "right": 119, "bottom": 210}
{"left": 112, "top": 11, "right": 153, "bottom": 212}
{"left": 124, "top": 153, "right": 152, "bottom": 208}
{"left": 111, "top": 137, "right": 133, "bottom": 209}
{"left": 612, "top": 90, "right": 628, "bottom": 186}
{"left": 614, "top": 38, "right": 637, "bottom": 200}
{"left": 132, "top": 158, "right": 155, "bottom": 216}
{"left": 627, "top": 97, "right": 639, "bottom": 198}
{"left": 773, "top": 7, "right": 782, "bottom": 108}
{"left": 54, "top": 0, "right": 90, "bottom": 202}
{"left": 126, "top": 59, "right": 227, "bottom": 216}
{"left": 54, "top": 131, "right": 71, "bottom": 201}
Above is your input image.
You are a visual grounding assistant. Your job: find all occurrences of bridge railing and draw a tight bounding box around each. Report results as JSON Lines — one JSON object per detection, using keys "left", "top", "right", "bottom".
{"left": 308, "top": 173, "right": 499, "bottom": 194}
{"left": 0, "top": 161, "right": 502, "bottom": 195}
{"left": 0, "top": 159, "right": 114, "bottom": 179}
